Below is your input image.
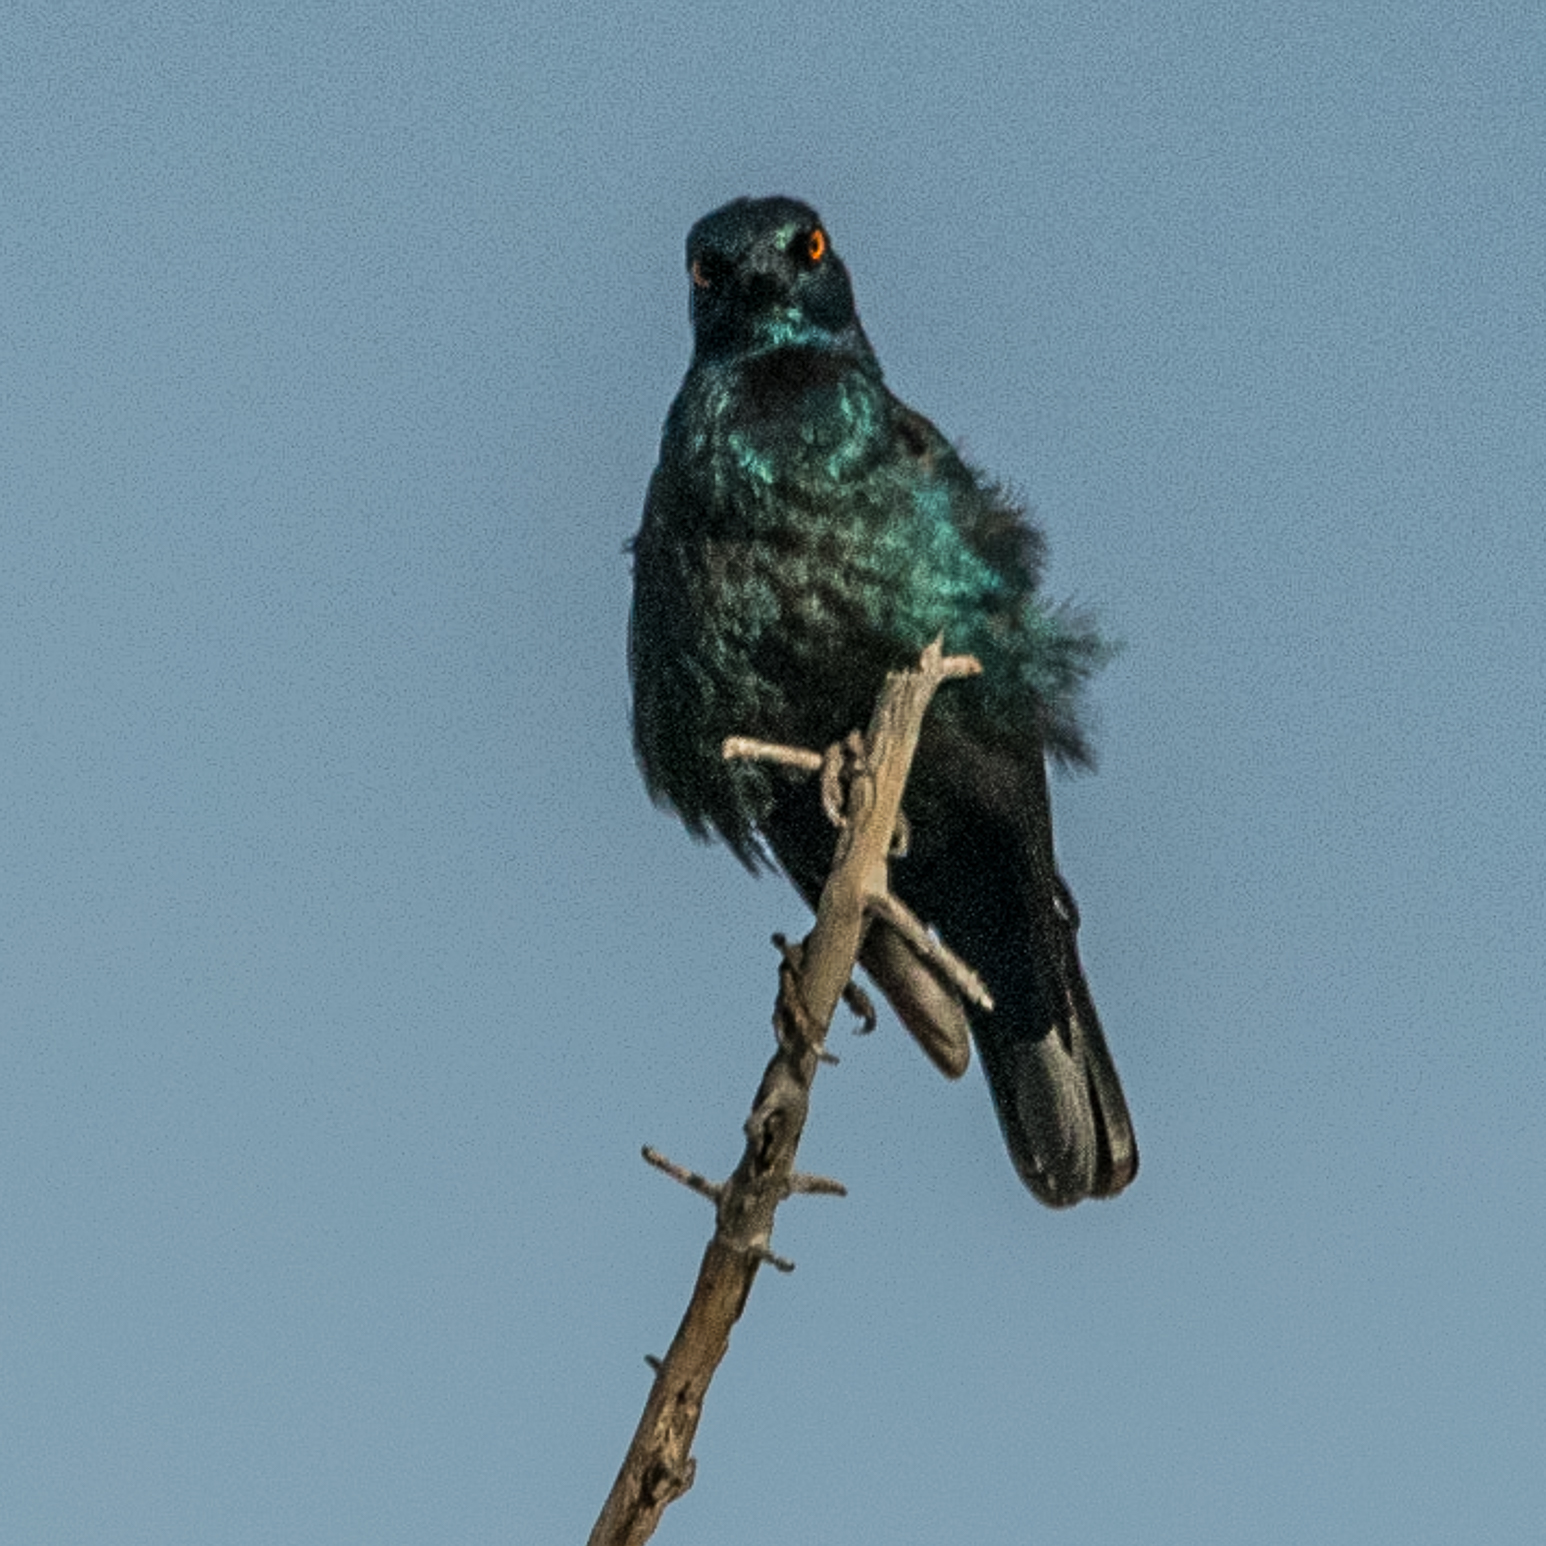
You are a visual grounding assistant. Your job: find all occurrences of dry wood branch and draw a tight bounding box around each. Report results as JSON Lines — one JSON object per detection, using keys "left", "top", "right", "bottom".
{"left": 588, "top": 640, "right": 978, "bottom": 1546}
{"left": 865, "top": 890, "right": 994, "bottom": 1012}
{"left": 719, "top": 735, "right": 824, "bottom": 774}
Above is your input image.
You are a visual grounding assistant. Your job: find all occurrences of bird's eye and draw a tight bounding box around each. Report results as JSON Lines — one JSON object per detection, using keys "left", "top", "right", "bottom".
{"left": 690, "top": 252, "right": 730, "bottom": 289}
{"left": 805, "top": 228, "right": 827, "bottom": 264}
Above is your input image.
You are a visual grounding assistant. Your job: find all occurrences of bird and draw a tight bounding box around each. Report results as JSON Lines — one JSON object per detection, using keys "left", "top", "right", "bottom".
{"left": 628, "top": 195, "right": 1136, "bottom": 1207}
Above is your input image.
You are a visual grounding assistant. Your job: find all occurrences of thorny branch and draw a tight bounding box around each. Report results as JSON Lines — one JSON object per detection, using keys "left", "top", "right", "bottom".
{"left": 588, "top": 640, "right": 979, "bottom": 1546}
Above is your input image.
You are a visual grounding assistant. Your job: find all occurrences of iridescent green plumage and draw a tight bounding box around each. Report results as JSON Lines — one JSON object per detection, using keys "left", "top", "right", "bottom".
{"left": 630, "top": 197, "right": 1136, "bottom": 1205}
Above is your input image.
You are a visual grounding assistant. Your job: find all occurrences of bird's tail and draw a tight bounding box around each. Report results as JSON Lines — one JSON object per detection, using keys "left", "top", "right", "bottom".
{"left": 764, "top": 756, "right": 1136, "bottom": 1207}
{"left": 970, "top": 874, "right": 1136, "bottom": 1206}
{"left": 863, "top": 888, "right": 1136, "bottom": 1206}
{"left": 973, "top": 1000, "right": 1136, "bottom": 1206}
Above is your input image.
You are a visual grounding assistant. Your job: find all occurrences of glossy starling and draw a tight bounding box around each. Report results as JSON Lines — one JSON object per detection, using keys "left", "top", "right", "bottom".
{"left": 629, "top": 196, "right": 1136, "bottom": 1206}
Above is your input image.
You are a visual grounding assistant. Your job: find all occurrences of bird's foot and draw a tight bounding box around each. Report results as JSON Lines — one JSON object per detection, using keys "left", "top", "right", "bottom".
{"left": 771, "top": 933, "right": 838, "bottom": 1064}
{"left": 842, "top": 978, "right": 878, "bottom": 1034}
{"left": 819, "top": 730, "right": 868, "bottom": 828}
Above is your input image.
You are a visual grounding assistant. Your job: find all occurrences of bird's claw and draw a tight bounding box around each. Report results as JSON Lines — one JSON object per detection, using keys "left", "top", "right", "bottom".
{"left": 820, "top": 731, "right": 867, "bottom": 828}
{"left": 842, "top": 978, "right": 878, "bottom": 1034}
{"left": 771, "top": 934, "right": 835, "bottom": 1062}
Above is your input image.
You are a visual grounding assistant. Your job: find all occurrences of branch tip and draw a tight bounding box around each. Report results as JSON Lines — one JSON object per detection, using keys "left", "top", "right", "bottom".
{"left": 641, "top": 1145, "right": 724, "bottom": 1204}
{"left": 842, "top": 979, "right": 878, "bottom": 1033}
{"left": 918, "top": 635, "right": 981, "bottom": 682}
{"left": 751, "top": 1245, "right": 797, "bottom": 1274}
{"left": 722, "top": 735, "right": 823, "bottom": 773}
{"left": 789, "top": 1171, "right": 848, "bottom": 1197}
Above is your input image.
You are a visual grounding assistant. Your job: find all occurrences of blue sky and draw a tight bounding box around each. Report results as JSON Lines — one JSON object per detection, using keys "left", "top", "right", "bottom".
{"left": 3, "top": 5, "right": 1542, "bottom": 1542}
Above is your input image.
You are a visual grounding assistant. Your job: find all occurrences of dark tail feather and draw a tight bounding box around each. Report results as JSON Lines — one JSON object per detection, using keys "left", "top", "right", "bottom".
{"left": 1053, "top": 884, "right": 1138, "bottom": 1196}
{"left": 866, "top": 885, "right": 1137, "bottom": 1206}
{"left": 972, "top": 888, "right": 1137, "bottom": 1206}
{"left": 974, "top": 996, "right": 1137, "bottom": 1207}
{"left": 760, "top": 759, "right": 1136, "bottom": 1207}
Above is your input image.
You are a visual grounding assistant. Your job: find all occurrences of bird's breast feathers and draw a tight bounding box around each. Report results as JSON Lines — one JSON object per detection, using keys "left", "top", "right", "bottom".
{"left": 669, "top": 345, "right": 891, "bottom": 511}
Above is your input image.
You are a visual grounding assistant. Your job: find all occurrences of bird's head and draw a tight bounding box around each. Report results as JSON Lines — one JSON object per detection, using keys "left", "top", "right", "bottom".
{"left": 684, "top": 196, "right": 869, "bottom": 363}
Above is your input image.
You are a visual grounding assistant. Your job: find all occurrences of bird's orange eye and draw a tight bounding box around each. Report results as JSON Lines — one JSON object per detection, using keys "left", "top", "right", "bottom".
{"left": 806, "top": 228, "right": 826, "bottom": 263}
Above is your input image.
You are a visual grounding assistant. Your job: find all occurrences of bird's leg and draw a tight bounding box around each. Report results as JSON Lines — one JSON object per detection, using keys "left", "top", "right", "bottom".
{"left": 819, "top": 730, "right": 867, "bottom": 829}
{"left": 864, "top": 890, "right": 995, "bottom": 1013}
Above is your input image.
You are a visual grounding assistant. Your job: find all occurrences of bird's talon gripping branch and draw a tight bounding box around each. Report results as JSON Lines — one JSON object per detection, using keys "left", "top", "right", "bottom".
{"left": 842, "top": 978, "right": 877, "bottom": 1034}
{"left": 770, "top": 932, "right": 801, "bottom": 967}
{"left": 819, "top": 741, "right": 848, "bottom": 828}
{"left": 772, "top": 935, "right": 833, "bottom": 1061}
{"left": 819, "top": 731, "right": 868, "bottom": 828}
{"left": 777, "top": 933, "right": 871, "bottom": 1041}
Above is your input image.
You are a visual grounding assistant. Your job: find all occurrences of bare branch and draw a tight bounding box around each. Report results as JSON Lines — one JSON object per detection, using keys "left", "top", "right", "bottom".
{"left": 788, "top": 1171, "right": 848, "bottom": 1197}
{"left": 721, "top": 736, "right": 825, "bottom": 774}
{"left": 641, "top": 1146, "right": 724, "bottom": 1205}
{"left": 589, "top": 642, "right": 979, "bottom": 1546}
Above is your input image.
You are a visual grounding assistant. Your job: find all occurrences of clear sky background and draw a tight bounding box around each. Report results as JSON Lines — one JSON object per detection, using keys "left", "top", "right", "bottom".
{"left": 4, "top": 5, "right": 1542, "bottom": 1543}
